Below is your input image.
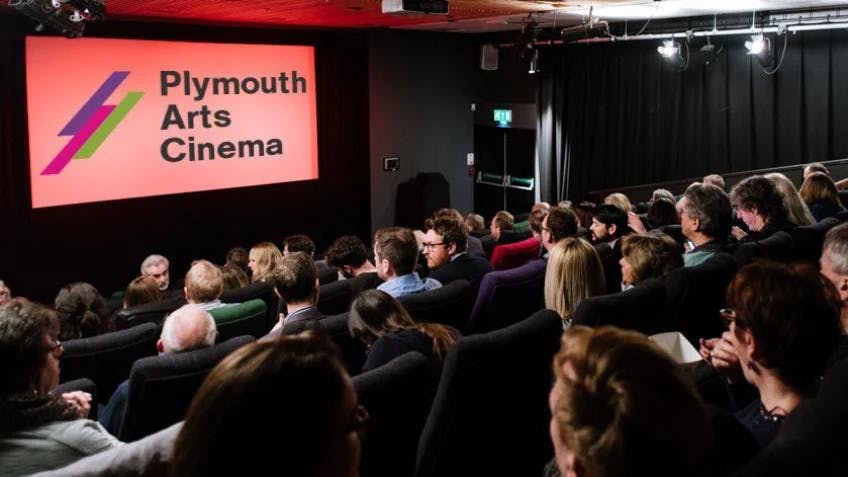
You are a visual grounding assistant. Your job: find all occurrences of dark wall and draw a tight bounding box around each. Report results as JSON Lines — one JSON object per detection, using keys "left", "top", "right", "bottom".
{"left": 0, "top": 16, "right": 370, "bottom": 302}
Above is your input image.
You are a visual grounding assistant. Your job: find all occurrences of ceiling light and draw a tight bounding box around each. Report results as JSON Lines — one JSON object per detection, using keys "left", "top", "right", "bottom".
{"left": 744, "top": 34, "right": 767, "bottom": 55}
{"left": 657, "top": 39, "right": 679, "bottom": 58}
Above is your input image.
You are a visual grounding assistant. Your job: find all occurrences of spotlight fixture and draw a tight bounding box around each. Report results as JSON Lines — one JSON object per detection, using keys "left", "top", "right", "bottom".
{"left": 528, "top": 49, "right": 540, "bottom": 74}
{"left": 744, "top": 34, "right": 767, "bottom": 55}
{"left": 657, "top": 39, "right": 679, "bottom": 58}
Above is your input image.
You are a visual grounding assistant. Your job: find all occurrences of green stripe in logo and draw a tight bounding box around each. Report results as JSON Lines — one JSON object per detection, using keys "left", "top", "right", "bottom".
{"left": 74, "top": 91, "right": 144, "bottom": 159}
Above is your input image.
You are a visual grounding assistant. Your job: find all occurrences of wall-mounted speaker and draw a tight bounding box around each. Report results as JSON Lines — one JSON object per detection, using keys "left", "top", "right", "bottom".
{"left": 480, "top": 44, "right": 499, "bottom": 71}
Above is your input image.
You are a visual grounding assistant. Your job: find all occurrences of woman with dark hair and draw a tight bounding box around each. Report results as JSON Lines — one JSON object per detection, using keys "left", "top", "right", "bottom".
{"left": 0, "top": 299, "right": 121, "bottom": 475}
{"left": 646, "top": 198, "right": 680, "bottom": 230}
{"left": 619, "top": 233, "right": 683, "bottom": 290}
{"left": 800, "top": 172, "right": 846, "bottom": 222}
{"left": 729, "top": 175, "right": 793, "bottom": 241}
{"left": 701, "top": 261, "right": 841, "bottom": 446}
{"left": 220, "top": 264, "right": 250, "bottom": 290}
{"left": 54, "top": 282, "right": 112, "bottom": 340}
{"left": 122, "top": 275, "right": 161, "bottom": 309}
{"left": 172, "top": 334, "right": 363, "bottom": 476}
{"left": 349, "top": 289, "right": 457, "bottom": 372}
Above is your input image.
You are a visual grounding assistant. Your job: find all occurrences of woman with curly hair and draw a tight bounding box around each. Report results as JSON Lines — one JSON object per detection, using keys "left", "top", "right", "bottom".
{"left": 54, "top": 282, "right": 112, "bottom": 340}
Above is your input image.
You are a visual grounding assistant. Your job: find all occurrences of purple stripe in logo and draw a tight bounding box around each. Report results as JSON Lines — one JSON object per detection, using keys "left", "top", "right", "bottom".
{"left": 58, "top": 71, "right": 129, "bottom": 136}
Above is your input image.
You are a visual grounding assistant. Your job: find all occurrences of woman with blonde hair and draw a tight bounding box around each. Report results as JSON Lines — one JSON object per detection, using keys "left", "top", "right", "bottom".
{"left": 799, "top": 172, "right": 846, "bottom": 222}
{"left": 764, "top": 172, "right": 814, "bottom": 226}
{"left": 603, "top": 192, "right": 632, "bottom": 213}
{"left": 619, "top": 233, "right": 683, "bottom": 290}
{"left": 248, "top": 242, "right": 283, "bottom": 283}
{"left": 544, "top": 238, "right": 605, "bottom": 328}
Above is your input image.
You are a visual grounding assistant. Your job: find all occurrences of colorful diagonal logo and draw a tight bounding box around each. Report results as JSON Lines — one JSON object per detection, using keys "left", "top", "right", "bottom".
{"left": 41, "top": 71, "right": 143, "bottom": 175}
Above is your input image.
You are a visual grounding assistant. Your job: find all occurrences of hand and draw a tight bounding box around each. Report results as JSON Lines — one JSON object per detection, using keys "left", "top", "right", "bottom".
{"left": 698, "top": 337, "right": 719, "bottom": 361}
{"left": 627, "top": 211, "right": 646, "bottom": 234}
{"left": 61, "top": 391, "right": 92, "bottom": 418}
{"left": 731, "top": 226, "right": 748, "bottom": 241}
{"left": 703, "top": 332, "right": 743, "bottom": 382}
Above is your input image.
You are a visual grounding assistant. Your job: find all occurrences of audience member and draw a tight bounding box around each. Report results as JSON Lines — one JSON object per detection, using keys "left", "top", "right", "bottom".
{"left": 730, "top": 175, "right": 792, "bottom": 241}
{"left": 122, "top": 276, "right": 161, "bottom": 309}
{"left": 98, "top": 304, "right": 217, "bottom": 436}
{"left": 765, "top": 172, "right": 814, "bottom": 226}
{"left": 604, "top": 192, "right": 632, "bottom": 213}
{"left": 225, "top": 247, "right": 250, "bottom": 277}
{"left": 0, "top": 280, "right": 10, "bottom": 306}
{"left": 646, "top": 198, "right": 679, "bottom": 230}
{"left": 54, "top": 282, "right": 112, "bottom": 341}
{"left": 373, "top": 227, "right": 440, "bottom": 298}
{"left": 619, "top": 234, "right": 683, "bottom": 290}
{"left": 263, "top": 252, "right": 323, "bottom": 339}
{"left": 464, "top": 213, "right": 485, "bottom": 234}
{"left": 803, "top": 162, "right": 830, "bottom": 179}
{"left": 700, "top": 262, "right": 841, "bottom": 446}
{"left": 678, "top": 183, "right": 733, "bottom": 267}
{"left": 544, "top": 238, "right": 605, "bottom": 328}
{"left": 248, "top": 242, "right": 283, "bottom": 283}
{"left": 547, "top": 326, "right": 712, "bottom": 477}
{"left": 325, "top": 235, "right": 382, "bottom": 296}
{"left": 540, "top": 207, "right": 579, "bottom": 256}
{"left": 0, "top": 299, "right": 121, "bottom": 475}
{"left": 283, "top": 234, "right": 316, "bottom": 257}
{"left": 171, "top": 334, "right": 363, "bottom": 476}
{"left": 219, "top": 264, "right": 249, "bottom": 290}
{"left": 651, "top": 188, "right": 676, "bottom": 204}
{"left": 183, "top": 260, "right": 230, "bottom": 311}
{"left": 821, "top": 223, "right": 848, "bottom": 333}
{"left": 489, "top": 210, "right": 514, "bottom": 242}
{"left": 590, "top": 204, "right": 629, "bottom": 293}
{"left": 800, "top": 172, "right": 846, "bottom": 222}
{"left": 349, "top": 289, "right": 457, "bottom": 372}
{"left": 572, "top": 202, "right": 595, "bottom": 231}
{"left": 703, "top": 173, "right": 726, "bottom": 190}
{"left": 431, "top": 208, "right": 484, "bottom": 256}
{"left": 140, "top": 255, "right": 172, "bottom": 292}
{"left": 424, "top": 218, "right": 493, "bottom": 287}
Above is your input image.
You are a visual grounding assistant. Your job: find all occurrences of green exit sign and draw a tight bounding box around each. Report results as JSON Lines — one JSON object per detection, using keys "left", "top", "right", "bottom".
{"left": 493, "top": 109, "right": 512, "bottom": 125}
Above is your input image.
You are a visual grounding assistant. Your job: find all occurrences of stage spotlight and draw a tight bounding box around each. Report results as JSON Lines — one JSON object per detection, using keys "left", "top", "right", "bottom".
{"left": 657, "top": 39, "right": 679, "bottom": 58}
{"left": 528, "top": 49, "right": 540, "bottom": 74}
{"left": 744, "top": 34, "right": 768, "bottom": 55}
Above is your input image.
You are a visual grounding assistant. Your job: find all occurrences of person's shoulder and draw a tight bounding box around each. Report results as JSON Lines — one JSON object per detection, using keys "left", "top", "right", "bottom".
{"left": 43, "top": 419, "right": 122, "bottom": 455}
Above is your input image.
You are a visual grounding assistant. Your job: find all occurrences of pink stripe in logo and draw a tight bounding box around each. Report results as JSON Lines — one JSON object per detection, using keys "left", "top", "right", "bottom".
{"left": 41, "top": 105, "right": 115, "bottom": 175}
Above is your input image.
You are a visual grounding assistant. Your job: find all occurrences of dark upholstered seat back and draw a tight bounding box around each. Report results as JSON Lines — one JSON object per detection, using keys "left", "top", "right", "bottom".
{"left": 468, "top": 259, "right": 546, "bottom": 334}
{"left": 415, "top": 310, "right": 562, "bottom": 477}
{"left": 61, "top": 322, "right": 159, "bottom": 403}
{"left": 733, "top": 231, "right": 795, "bottom": 265}
{"left": 283, "top": 313, "right": 367, "bottom": 376}
{"left": 317, "top": 279, "right": 353, "bottom": 316}
{"left": 114, "top": 296, "right": 184, "bottom": 330}
{"left": 665, "top": 253, "right": 738, "bottom": 344}
{"left": 354, "top": 351, "right": 439, "bottom": 477}
{"left": 220, "top": 281, "right": 279, "bottom": 332}
{"left": 209, "top": 299, "right": 268, "bottom": 341}
{"left": 318, "top": 265, "right": 340, "bottom": 285}
{"left": 572, "top": 278, "right": 667, "bottom": 335}
{"left": 490, "top": 237, "right": 542, "bottom": 271}
{"left": 791, "top": 217, "right": 841, "bottom": 264}
{"left": 398, "top": 280, "right": 474, "bottom": 331}
{"left": 118, "top": 335, "right": 254, "bottom": 442}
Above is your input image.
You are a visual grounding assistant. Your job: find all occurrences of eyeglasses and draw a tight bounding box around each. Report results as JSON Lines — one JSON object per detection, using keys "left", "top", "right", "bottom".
{"left": 346, "top": 404, "right": 370, "bottom": 436}
{"left": 719, "top": 308, "right": 736, "bottom": 328}
{"left": 422, "top": 242, "right": 448, "bottom": 250}
{"left": 48, "top": 340, "right": 63, "bottom": 357}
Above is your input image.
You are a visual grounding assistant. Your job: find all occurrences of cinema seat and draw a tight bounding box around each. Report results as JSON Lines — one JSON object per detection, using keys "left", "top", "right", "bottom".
{"left": 354, "top": 351, "right": 439, "bottom": 477}
{"left": 60, "top": 322, "right": 159, "bottom": 404}
{"left": 490, "top": 237, "right": 542, "bottom": 271}
{"left": 467, "top": 259, "right": 546, "bottom": 334}
{"left": 318, "top": 265, "right": 340, "bottom": 285}
{"left": 118, "top": 335, "right": 254, "bottom": 442}
{"left": 572, "top": 278, "right": 667, "bottom": 335}
{"left": 791, "top": 217, "right": 840, "bottom": 264}
{"left": 283, "top": 313, "right": 367, "bottom": 376}
{"left": 220, "top": 281, "right": 279, "bottom": 332}
{"left": 317, "top": 278, "right": 353, "bottom": 316}
{"left": 733, "top": 231, "right": 795, "bottom": 265}
{"left": 209, "top": 299, "right": 267, "bottom": 340}
{"left": 114, "top": 295, "right": 185, "bottom": 330}
{"left": 415, "top": 309, "right": 562, "bottom": 477}
{"left": 397, "top": 280, "right": 473, "bottom": 331}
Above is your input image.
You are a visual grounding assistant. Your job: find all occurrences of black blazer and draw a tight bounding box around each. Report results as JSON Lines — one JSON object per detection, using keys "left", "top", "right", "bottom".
{"left": 430, "top": 253, "right": 494, "bottom": 288}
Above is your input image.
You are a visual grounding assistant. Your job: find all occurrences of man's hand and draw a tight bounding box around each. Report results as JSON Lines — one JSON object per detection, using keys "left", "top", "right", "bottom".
{"left": 61, "top": 391, "right": 92, "bottom": 418}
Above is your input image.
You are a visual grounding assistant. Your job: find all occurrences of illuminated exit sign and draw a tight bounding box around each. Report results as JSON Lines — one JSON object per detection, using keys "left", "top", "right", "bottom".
{"left": 493, "top": 109, "right": 512, "bottom": 126}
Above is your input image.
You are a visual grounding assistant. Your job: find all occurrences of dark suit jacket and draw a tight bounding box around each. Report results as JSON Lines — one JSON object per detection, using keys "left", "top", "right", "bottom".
{"left": 595, "top": 240, "right": 623, "bottom": 294}
{"left": 261, "top": 306, "right": 326, "bottom": 341}
{"left": 430, "top": 253, "right": 494, "bottom": 288}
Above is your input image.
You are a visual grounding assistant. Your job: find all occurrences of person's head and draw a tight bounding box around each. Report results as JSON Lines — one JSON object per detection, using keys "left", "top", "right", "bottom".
{"left": 0, "top": 280, "right": 10, "bottom": 306}
{"left": 184, "top": 259, "right": 224, "bottom": 304}
{"left": 703, "top": 174, "right": 726, "bottom": 190}
{"left": 572, "top": 202, "right": 596, "bottom": 229}
{"left": 800, "top": 171, "right": 841, "bottom": 207}
{"left": 325, "top": 236, "right": 370, "bottom": 279}
{"left": 544, "top": 238, "right": 605, "bottom": 324}
{"left": 590, "top": 204, "right": 628, "bottom": 243}
{"left": 730, "top": 175, "right": 788, "bottom": 231}
{"left": 603, "top": 192, "right": 632, "bottom": 213}
{"left": 373, "top": 227, "right": 419, "bottom": 280}
{"left": 646, "top": 199, "right": 679, "bottom": 230}
{"left": 529, "top": 207, "right": 548, "bottom": 239}
{"left": 172, "top": 333, "right": 362, "bottom": 476}
{"left": 549, "top": 326, "right": 711, "bottom": 477}
{"left": 433, "top": 208, "right": 465, "bottom": 224}
{"left": 423, "top": 218, "right": 467, "bottom": 270}
{"left": 157, "top": 304, "right": 217, "bottom": 354}
{"left": 678, "top": 184, "right": 732, "bottom": 243}
{"left": 821, "top": 223, "right": 848, "bottom": 308}
{"left": 0, "top": 298, "right": 65, "bottom": 396}
{"left": 348, "top": 289, "right": 455, "bottom": 360}
{"left": 54, "top": 282, "right": 110, "bottom": 341}
{"left": 268, "top": 252, "right": 319, "bottom": 305}
{"left": 464, "top": 213, "right": 485, "bottom": 232}
{"left": 804, "top": 162, "right": 830, "bottom": 179}
{"left": 225, "top": 247, "right": 250, "bottom": 276}
{"left": 220, "top": 264, "right": 250, "bottom": 290}
{"left": 619, "top": 234, "right": 683, "bottom": 287}
{"left": 490, "top": 211, "right": 514, "bottom": 240}
{"left": 248, "top": 242, "right": 284, "bottom": 283}
{"left": 764, "top": 172, "right": 814, "bottom": 226}
{"left": 123, "top": 275, "right": 161, "bottom": 309}
{"left": 283, "top": 234, "right": 316, "bottom": 257}
{"left": 140, "top": 254, "right": 170, "bottom": 291}
{"left": 725, "top": 261, "right": 841, "bottom": 396}
{"left": 542, "top": 207, "right": 579, "bottom": 252}
{"left": 651, "top": 189, "right": 675, "bottom": 204}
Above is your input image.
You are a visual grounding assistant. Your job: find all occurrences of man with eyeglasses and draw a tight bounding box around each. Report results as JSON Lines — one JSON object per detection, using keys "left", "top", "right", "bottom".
{"left": 424, "top": 218, "right": 493, "bottom": 288}
{"left": 373, "top": 227, "right": 441, "bottom": 298}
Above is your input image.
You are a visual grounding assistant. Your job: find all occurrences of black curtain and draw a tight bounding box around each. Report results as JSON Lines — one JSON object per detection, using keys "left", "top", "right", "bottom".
{"left": 538, "top": 30, "right": 848, "bottom": 202}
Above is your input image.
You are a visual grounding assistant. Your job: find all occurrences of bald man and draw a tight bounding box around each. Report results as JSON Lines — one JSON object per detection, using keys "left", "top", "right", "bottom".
{"left": 99, "top": 305, "right": 217, "bottom": 434}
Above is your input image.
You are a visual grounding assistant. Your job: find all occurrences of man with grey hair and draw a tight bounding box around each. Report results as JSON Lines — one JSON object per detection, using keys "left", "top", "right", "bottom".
{"left": 702, "top": 174, "right": 726, "bottom": 191}
{"left": 140, "top": 254, "right": 171, "bottom": 292}
{"left": 677, "top": 184, "right": 733, "bottom": 267}
{"left": 821, "top": 223, "right": 848, "bottom": 333}
{"left": 99, "top": 304, "right": 217, "bottom": 434}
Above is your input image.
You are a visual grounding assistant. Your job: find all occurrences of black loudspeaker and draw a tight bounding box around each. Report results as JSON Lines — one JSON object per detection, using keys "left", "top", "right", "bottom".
{"left": 480, "top": 44, "right": 499, "bottom": 71}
